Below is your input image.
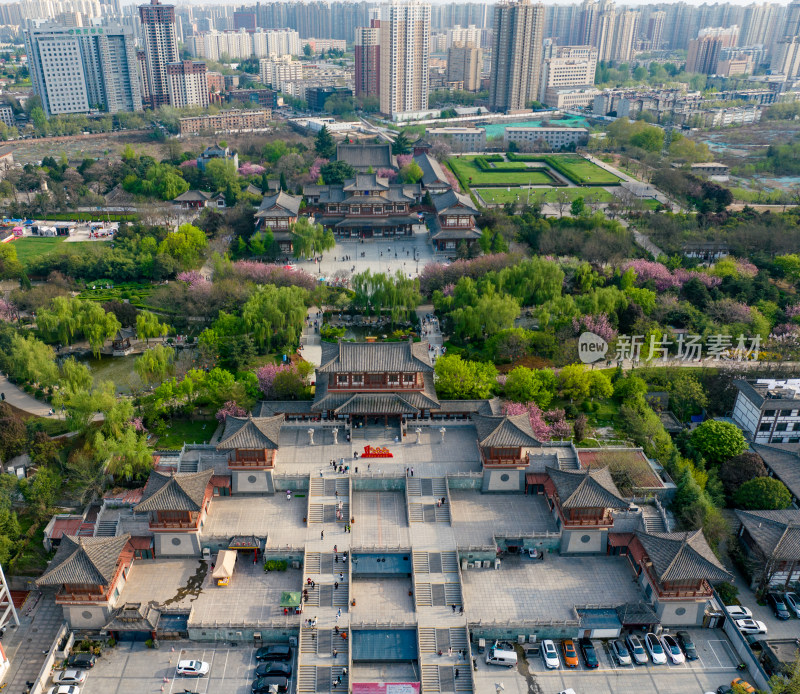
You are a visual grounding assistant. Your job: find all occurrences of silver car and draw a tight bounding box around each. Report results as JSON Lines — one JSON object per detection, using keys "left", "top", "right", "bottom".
{"left": 625, "top": 634, "right": 649, "bottom": 665}
{"left": 784, "top": 592, "right": 800, "bottom": 618}
{"left": 611, "top": 639, "right": 632, "bottom": 666}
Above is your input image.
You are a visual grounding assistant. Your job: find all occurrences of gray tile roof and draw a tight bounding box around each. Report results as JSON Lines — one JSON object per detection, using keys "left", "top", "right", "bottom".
{"left": 333, "top": 216, "right": 418, "bottom": 229}
{"left": 318, "top": 341, "right": 435, "bottom": 374}
{"left": 343, "top": 174, "right": 390, "bottom": 191}
{"left": 431, "top": 189, "right": 478, "bottom": 216}
{"left": 615, "top": 602, "right": 659, "bottom": 626}
{"left": 473, "top": 413, "right": 542, "bottom": 448}
{"left": 255, "top": 191, "right": 302, "bottom": 217}
{"left": 254, "top": 401, "right": 314, "bottom": 416}
{"left": 336, "top": 143, "right": 396, "bottom": 171}
{"left": 546, "top": 466, "right": 627, "bottom": 510}
{"left": 413, "top": 153, "right": 450, "bottom": 189}
{"left": 36, "top": 534, "right": 131, "bottom": 587}
{"left": 430, "top": 226, "right": 482, "bottom": 241}
{"left": 735, "top": 509, "right": 800, "bottom": 561}
{"left": 752, "top": 444, "right": 800, "bottom": 501}
{"left": 103, "top": 601, "right": 161, "bottom": 632}
{"left": 134, "top": 469, "right": 213, "bottom": 513}
{"left": 173, "top": 190, "right": 212, "bottom": 202}
{"left": 635, "top": 530, "right": 731, "bottom": 583}
{"left": 217, "top": 415, "right": 283, "bottom": 450}
{"left": 335, "top": 393, "right": 420, "bottom": 414}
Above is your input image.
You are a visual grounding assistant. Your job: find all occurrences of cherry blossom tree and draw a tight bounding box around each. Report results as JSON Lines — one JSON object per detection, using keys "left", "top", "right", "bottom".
{"left": 216, "top": 400, "right": 247, "bottom": 423}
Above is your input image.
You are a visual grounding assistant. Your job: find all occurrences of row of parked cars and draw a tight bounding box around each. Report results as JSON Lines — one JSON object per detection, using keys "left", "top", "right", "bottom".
{"left": 172, "top": 645, "right": 295, "bottom": 693}
{"left": 540, "top": 631, "right": 698, "bottom": 671}
{"left": 727, "top": 592, "right": 800, "bottom": 636}
{"left": 46, "top": 653, "right": 97, "bottom": 694}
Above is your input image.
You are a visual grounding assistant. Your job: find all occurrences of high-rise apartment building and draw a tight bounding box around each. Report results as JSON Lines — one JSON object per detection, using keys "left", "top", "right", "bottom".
{"left": 354, "top": 20, "right": 380, "bottom": 99}
{"left": 647, "top": 11, "right": 666, "bottom": 50}
{"left": 540, "top": 45, "right": 597, "bottom": 104}
{"left": 447, "top": 42, "right": 482, "bottom": 92}
{"left": 189, "top": 28, "right": 300, "bottom": 61}
{"left": 379, "top": 1, "right": 430, "bottom": 117}
{"left": 612, "top": 9, "right": 638, "bottom": 62}
{"left": 258, "top": 55, "right": 303, "bottom": 90}
{"left": 24, "top": 22, "right": 142, "bottom": 116}
{"left": 489, "top": 0, "right": 544, "bottom": 113}
{"left": 687, "top": 26, "right": 739, "bottom": 74}
{"left": 595, "top": 1, "right": 616, "bottom": 62}
{"left": 139, "top": 0, "right": 179, "bottom": 108}
{"left": 166, "top": 59, "right": 209, "bottom": 108}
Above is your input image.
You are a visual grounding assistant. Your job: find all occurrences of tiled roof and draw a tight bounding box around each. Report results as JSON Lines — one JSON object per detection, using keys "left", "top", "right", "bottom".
{"left": 254, "top": 401, "right": 314, "bottom": 416}
{"left": 431, "top": 189, "right": 478, "bottom": 215}
{"left": 635, "top": 530, "right": 731, "bottom": 583}
{"left": 546, "top": 466, "right": 627, "bottom": 510}
{"left": 615, "top": 602, "right": 660, "bottom": 625}
{"left": 48, "top": 517, "right": 84, "bottom": 540}
{"left": 413, "top": 153, "right": 450, "bottom": 188}
{"left": 335, "top": 393, "right": 420, "bottom": 414}
{"left": 134, "top": 469, "right": 213, "bottom": 513}
{"left": 103, "top": 601, "right": 161, "bottom": 631}
{"left": 336, "top": 143, "right": 395, "bottom": 171}
{"left": 37, "top": 534, "right": 131, "bottom": 586}
{"left": 216, "top": 415, "right": 283, "bottom": 450}
{"left": 430, "top": 226, "right": 482, "bottom": 241}
{"left": 173, "top": 190, "right": 212, "bottom": 202}
{"left": 751, "top": 444, "right": 800, "bottom": 501}
{"left": 735, "top": 509, "right": 800, "bottom": 561}
{"left": 473, "top": 413, "right": 542, "bottom": 448}
{"left": 343, "top": 174, "right": 390, "bottom": 191}
{"left": 318, "top": 341, "right": 434, "bottom": 374}
{"left": 255, "top": 191, "right": 302, "bottom": 217}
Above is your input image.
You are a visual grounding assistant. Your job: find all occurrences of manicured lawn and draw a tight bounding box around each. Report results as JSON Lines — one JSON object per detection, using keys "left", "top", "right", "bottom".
{"left": 448, "top": 157, "right": 560, "bottom": 187}
{"left": 10, "top": 237, "right": 67, "bottom": 266}
{"left": 475, "top": 187, "right": 614, "bottom": 205}
{"left": 551, "top": 155, "right": 621, "bottom": 185}
{"left": 154, "top": 418, "right": 216, "bottom": 449}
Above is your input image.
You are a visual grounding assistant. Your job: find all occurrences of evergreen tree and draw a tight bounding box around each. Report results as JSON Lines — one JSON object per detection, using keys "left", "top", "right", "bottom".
{"left": 279, "top": 172, "right": 288, "bottom": 191}
{"left": 315, "top": 125, "right": 336, "bottom": 159}
{"left": 392, "top": 131, "right": 411, "bottom": 155}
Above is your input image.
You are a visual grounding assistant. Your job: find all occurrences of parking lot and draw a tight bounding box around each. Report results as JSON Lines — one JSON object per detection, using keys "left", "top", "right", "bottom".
{"left": 472, "top": 630, "right": 745, "bottom": 694}
{"left": 76, "top": 642, "right": 296, "bottom": 694}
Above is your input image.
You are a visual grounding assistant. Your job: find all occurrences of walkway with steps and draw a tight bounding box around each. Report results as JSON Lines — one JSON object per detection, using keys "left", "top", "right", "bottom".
{"left": 641, "top": 506, "right": 667, "bottom": 533}
{"left": 308, "top": 477, "right": 350, "bottom": 524}
{"left": 94, "top": 520, "right": 118, "bottom": 537}
{"left": 406, "top": 478, "right": 451, "bottom": 524}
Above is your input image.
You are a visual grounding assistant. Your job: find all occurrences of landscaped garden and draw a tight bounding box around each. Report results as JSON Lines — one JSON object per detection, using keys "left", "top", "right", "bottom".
{"left": 448, "top": 155, "right": 560, "bottom": 187}
{"left": 474, "top": 187, "right": 615, "bottom": 205}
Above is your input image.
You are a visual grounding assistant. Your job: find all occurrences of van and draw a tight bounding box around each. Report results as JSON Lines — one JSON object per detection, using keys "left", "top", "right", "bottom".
{"left": 485, "top": 643, "right": 518, "bottom": 668}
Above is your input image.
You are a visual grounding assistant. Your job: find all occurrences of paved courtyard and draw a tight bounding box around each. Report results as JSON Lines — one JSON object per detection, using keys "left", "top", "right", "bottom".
{"left": 77, "top": 642, "right": 269, "bottom": 694}
{"left": 351, "top": 577, "right": 415, "bottom": 622}
{"left": 462, "top": 554, "right": 641, "bottom": 623}
{"left": 117, "top": 559, "right": 305, "bottom": 628}
{"left": 351, "top": 491, "right": 411, "bottom": 547}
{"left": 450, "top": 491, "right": 558, "bottom": 546}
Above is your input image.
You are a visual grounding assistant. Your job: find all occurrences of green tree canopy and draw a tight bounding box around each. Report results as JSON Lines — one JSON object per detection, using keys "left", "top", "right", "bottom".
{"left": 292, "top": 217, "right": 335, "bottom": 260}
{"left": 320, "top": 160, "right": 356, "bottom": 185}
{"left": 158, "top": 223, "right": 208, "bottom": 268}
{"left": 136, "top": 310, "right": 169, "bottom": 345}
{"left": 392, "top": 131, "right": 411, "bottom": 155}
{"left": 434, "top": 354, "right": 497, "bottom": 400}
{"left": 734, "top": 477, "right": 793, "bottom": 510}
{"left": 204, "top": 158, "right": 239, "bottom": 192}
{"left": 690, "top": 420, "right": 747, "bottom": 466}
{"left": 504, "top": 366, "right": 555, "bottom": 408}
{"left": 241, "top": 284, "right": 308, "bottom": 352}
{"left": 315, "top": 125, "right": 336, "bottom": 159}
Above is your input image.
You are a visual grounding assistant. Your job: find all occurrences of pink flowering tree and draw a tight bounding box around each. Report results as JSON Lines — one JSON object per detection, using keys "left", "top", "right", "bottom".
{"left": 503, "top": 401, "right": 553, "bottom": 441}
{"left": 229, "top": 261, "right": 317, "bottom": 291}
{"left": 771, "top": 323, "right": 800, "bottom": 339}
{"left": 179, "top": 159, "right": 197, "bottom": 169}
{"left": 216, "top": 400, "right": 247, "bottom": 423}
{"left": 708, "top": 299, "right": 753, "bottom": 324}
{"left": 308, "top": 158, "right": 328, "bottom": 183}
{"left": 0, "top": 298, "right": 17, "bottom": 322}
{"left": 787, "top": 303, "right": 800, "bottom": 321}
{"left": 256, "top": 363, "right": 294, "bottom": 398}
{"left": 622, "top": 260, "right": 722, "bottom": 291}
{"left": 131, "top": 417, "right": 147, "bottom": 432}
{"left": 376, "top": 167, "right": 398, "bottom": 182}
{"left": 239, "top": 162, "right": 266, "bottom": 177}
{"left": 544, "top": 409, "right": 572, "bottom": 440}
{"left": 443, "top": 167, "right": 461, "bottom": 192}
{"left": 177, "top": 270, "right": 209, "bottom": 288}
{"left": 572, "top": 314, "right": 617, "bottom": 342}
{"left": 420, "top": 253, "right": 520, "bottom": 295}
{"left": 396, "top": 154, "right": 413, "bottom": 168}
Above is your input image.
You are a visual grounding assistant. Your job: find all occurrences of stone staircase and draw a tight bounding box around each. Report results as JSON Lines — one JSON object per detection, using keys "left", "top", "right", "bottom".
{"left": 303, "top": 552, "right": 350, "bottom": 607}
{"left": 641, "top": 506, "right": 667, "bottom": 533}
{"left": 406, "top": 478, "right": 451, "bottom": 524}
{"left": 94, "top": 519, "right": 118, "bottom": 537}
{"left": 308, "top": 476, "right": 350, "bottom": 524}
{"left": 178, "top": 457, "right": 199, "bottom": 473}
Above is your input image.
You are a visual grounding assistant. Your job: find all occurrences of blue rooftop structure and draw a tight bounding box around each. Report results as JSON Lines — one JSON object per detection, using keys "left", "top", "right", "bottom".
{"left": 352, "top": 629, "right": 418, "bottom": 662}
{"left": 351, "top": 553, "right": 412, "bottom": 577}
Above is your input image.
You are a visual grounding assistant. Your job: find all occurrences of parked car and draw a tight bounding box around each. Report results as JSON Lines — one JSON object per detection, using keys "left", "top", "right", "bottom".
{"left": 255, "top": 662, "right": 292, "bottom": 678}
{"left": 625, "top": 634, "right": 648, "bottom": 665}
{"left": 660, "top": 634, "right": 685, "bottom": 665}
{"left": 66, "top": 654, "right": 96, "bottom": 669}
{"left": 561, "top": 639, "right": 579, "bottom": 668}
{"left": 734, "top": 619, "right": 768, "bottom": 635}
{"left": 645, "top": 633, "right": 667, "bottom": 665}
{"left": 784, "top": 592, "right": 800, "bottom": 618}
{"left": 731, "top": 679, "right": 755, "bottom": 694}
{"left": 54, "top": 671, "right": 86, "bottom": 685}
{"left": 176, "top": 660, "right": 210, "bottom": 677}
{"left": 767, "top": 593, "right": 792, "bottom": 620}
{"left": 725, "top": 605, "right": 753, "bottom": 619}
{"left": 255, "top": 645, "right": 293, "bottom": 662}
{"left": 579, "top": 638, "right": 598, "bottom": 668}
{"left": 716, "top": 686, "right": 733, "bottom": 694}
{"left": 610, "top": 639, "right": 632, "bottom": 666}
{"left": 47, "top": 688, "right": 80, "bottom": 694}
{"left": 252, "top": 675, "right": 289, "bottom": 693}
{"left": 542, "top": 640, "right": 560, "bottom": 669}
{"left": 675, "top": 631, "right": 698, "bottom": 661}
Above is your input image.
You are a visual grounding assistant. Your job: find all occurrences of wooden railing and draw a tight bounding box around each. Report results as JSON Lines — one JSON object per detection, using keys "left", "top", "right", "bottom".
{"left": 150, "top": 519, "right": 199, "bottom": 530}
{"left": 57, "top": 588, "right": 107, "bottom": 603}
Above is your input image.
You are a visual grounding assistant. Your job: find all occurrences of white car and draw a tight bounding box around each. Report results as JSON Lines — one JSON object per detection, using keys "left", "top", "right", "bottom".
{"left": 645, "top": 632, "right": 667, "bottom": 665}
{"left": 542, "top": 639, "right": 560, "bottom": 669}
{"left": 47, "top": 687, "right": 81, "bottom": 694}
{"left": 660, "top": 634, "right": 685, "bottom": 665}
{"left": 176, "top": 660, "right": 210, "bottom": 677}
{"left": 734, "top": 619, "right": 768, "bottom": 635}
{"left": 54, "top": 670, "right": 87, "bottom": 685}
{"left": 725, "top": 605, "right": 753, "bottom": 619}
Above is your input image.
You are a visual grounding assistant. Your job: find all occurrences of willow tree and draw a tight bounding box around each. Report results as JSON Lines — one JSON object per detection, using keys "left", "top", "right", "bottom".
{"left": 242, "top": 284, "right": 308, "bottom": 352}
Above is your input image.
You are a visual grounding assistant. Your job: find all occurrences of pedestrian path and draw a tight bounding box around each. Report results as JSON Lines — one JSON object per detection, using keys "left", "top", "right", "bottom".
{"left": 300, "top": 306, "right": 322, "bottom": 367}
{"left": 0, "top": 373, "right": 61, "bottom": 418}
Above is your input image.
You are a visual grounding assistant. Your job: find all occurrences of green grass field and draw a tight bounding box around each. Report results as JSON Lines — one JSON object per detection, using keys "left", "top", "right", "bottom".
{"left": 550, "top": 155, "right": 621, "bottom": 185}
{"left": 10, "top": 237, "right": 67, "bottom": 266}
{"left": 475, "top": 187, "right": 614, "bottom": 205}
{"left": 449, "top": 157, "right": 560, "bottom": 187}
{"left": 154, "top": 418, "right": 215, "bottom": 449}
